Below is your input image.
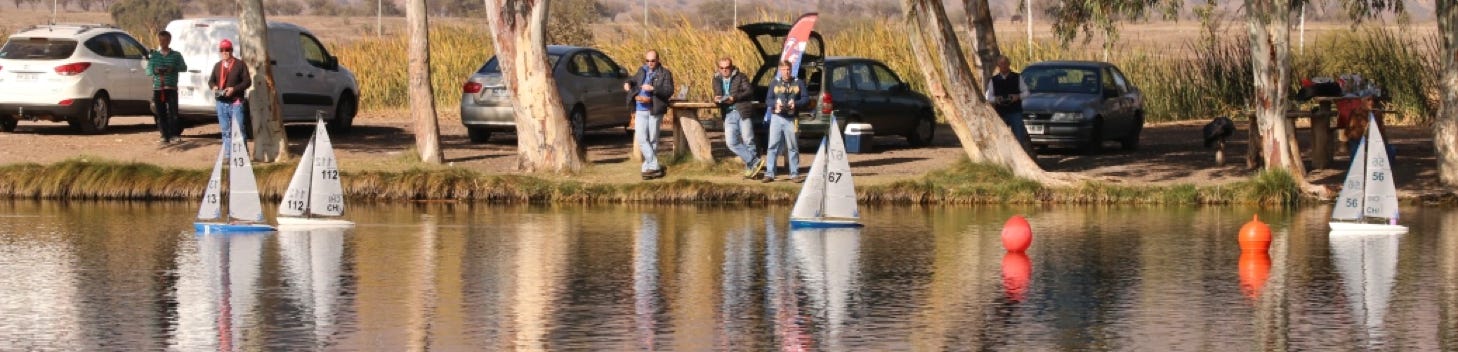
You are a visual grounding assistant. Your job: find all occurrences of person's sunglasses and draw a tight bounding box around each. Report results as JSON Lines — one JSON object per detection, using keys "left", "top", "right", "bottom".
{"left": 718, "top": 66, "right": 731, "bottom": 70}
{"left": 644, "top": 59, "right": 658, "bottom": 63}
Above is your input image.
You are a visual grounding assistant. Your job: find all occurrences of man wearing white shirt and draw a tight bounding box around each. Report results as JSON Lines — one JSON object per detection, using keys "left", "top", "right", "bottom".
{"left": 985, "top": 56, "right": 1033, "bottom": 155}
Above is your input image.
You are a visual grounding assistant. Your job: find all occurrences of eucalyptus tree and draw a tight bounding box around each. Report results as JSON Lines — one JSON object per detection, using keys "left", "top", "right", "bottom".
{"left": 408, "top": 0, "right": 443, "bottom": 164}
{"left": 484, "top": 0, "right": 585, "bottom": 173}
{"left": 1438, "top": 2, "right": 1458, "bottom": 187}
{"left": 238, "top": 0, "right": 289, "bottom": 162}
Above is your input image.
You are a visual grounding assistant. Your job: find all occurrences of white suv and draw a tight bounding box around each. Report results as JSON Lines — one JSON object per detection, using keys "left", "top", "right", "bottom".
{"left": 0, "top": 24, "right": 154, "bottom": 133}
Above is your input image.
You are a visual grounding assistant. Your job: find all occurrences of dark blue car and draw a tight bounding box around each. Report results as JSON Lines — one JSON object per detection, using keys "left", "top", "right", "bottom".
{"left": 1020, "top": 61, "right": 1144, "bottom": 152}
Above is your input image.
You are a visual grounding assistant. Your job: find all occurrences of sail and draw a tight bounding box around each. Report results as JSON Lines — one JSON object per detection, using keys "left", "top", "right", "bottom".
{"left": 821, "top": 121, "right": 859, "bottom": 219}
{"left": 791, "top": 138, "right": 829, "bottom": 219}
{"left": 1361, "top": 114, "right": 1399, "bottom": 220}
{"left": 309, "top": 121, "right": 345, "bottom": 217}
{"left": 279, "top": 135, "right": 316, "bottom": 217}
{"left": 1332, "top": 137, "right": 1367, "bottom": 221}
{"left": 197, "top": 147, "right": 227, "bottom": 221}
{"left": 227, "top": 125, "right": 265, "bottom": 223}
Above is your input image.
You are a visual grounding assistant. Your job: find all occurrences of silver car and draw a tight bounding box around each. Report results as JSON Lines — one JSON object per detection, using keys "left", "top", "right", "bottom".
{"left": 460, "top": 45, "right": 633, "bottom": 143}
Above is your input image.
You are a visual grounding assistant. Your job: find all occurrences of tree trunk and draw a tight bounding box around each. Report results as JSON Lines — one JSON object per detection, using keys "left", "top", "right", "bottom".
{"left": 238, "top": 0, "right": 288, "bottom": 162}
{"left": 1437, "top": 0, "right": 1458, "bottom": 188}
{"left": 903, "top": 0, "right": 1067, "bottom": 185}
{"left": 963, "top": 0, "right": 1000, "bottom": 81}
{"left": 484, "top": 0, "right": 585, "bottom": 173}
{"left": 1244, "top": 0, "right": 1325, "bottom": 196}
{"left": 408, "top": 0, "right": 443, "bottom": 164}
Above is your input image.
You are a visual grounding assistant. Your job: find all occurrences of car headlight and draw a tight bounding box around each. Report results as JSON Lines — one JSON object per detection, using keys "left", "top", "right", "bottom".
{"left": 1050, "top": 112, "right": 1083, "bottom": 122}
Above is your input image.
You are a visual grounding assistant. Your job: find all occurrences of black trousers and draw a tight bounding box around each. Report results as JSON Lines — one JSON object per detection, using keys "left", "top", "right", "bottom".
{"left": 152, "top": 89, "right": 180, "bottom": 139}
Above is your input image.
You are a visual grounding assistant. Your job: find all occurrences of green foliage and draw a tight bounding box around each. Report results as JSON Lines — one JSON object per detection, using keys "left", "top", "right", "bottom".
{"left": 336, "top": 23, "right": 493, "bottom": 111}
{"left": 1291, "top": 28, "right": 1440, "bottom": 123}
{"left": 548, "top": 0, "right": 602, "bottom": 47}
{"left": 109, "top": 0, "right": 182, "bottom": 48}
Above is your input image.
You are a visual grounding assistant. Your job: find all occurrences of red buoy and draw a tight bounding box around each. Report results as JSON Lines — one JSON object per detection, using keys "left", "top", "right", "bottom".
{"left": 1002, "top": 215, "right": 1033, "bottom": 252}
{"left": 1002, "top": 252, "right": 1032, "bottom": 302}
{"left": 1238, "top": 214, "right": 1272, "bottom": 253}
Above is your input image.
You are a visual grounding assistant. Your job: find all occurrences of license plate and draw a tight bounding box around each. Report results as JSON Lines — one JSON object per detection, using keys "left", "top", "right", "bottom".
{"left": 1026, "top": 124, "right": 1045, "bottom": 135}
{"left": 16, "top": 73, "right": 39, "bottom": 82}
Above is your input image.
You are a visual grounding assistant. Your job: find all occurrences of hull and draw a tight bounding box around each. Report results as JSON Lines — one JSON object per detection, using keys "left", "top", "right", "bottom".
{"left": 790, "top": 218, "right": 863, "bottom": 228}
{"left": 1329, "top": 221, "right": 1408, "bottom": 235}
{"left": 276, "top": 217, "right": 356, "bottom": 229}
{"left": 194, "top": 222, "right": 276, "bottom": 234}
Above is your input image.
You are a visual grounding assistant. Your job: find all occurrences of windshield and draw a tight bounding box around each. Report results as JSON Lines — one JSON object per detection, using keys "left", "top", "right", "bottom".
{"left": 478, "top": 54, "right": 562, "bottom": 74}
{"left": 0, "top": 38, "right": 78, "bottom": 60}
{"left": 1023, "top": 66, "right": 1102, "bottom": 94}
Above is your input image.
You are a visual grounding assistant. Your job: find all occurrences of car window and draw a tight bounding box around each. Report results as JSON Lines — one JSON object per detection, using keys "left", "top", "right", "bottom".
{"left": 1023, "top": 66, "right": 1101, "bottom": 94}
{"left": 589, "top": 52, "right": 623, "bottom": 78}
{"left": 1109, "top": 66, "right": 1131, "bottom": 94}
{"left": 802, "top": 65, "right": 822, "bottom": 92}
{"left": 567, "top": 53, "right": 595, "bottom": 77}
{"left": 1101, "top": 68, "right": 1119, "bottom": 95}
{"left": 299, "top": 33, "right": 330, "bottom": 68}
{"left": 829, "top": 65, "right": 852, "bottom": 90}
{"left": 83, "top": 34, "right": 123, "bottom": 58}
{"left": 0, "top": 38, "right": 78, "bottom": 60}
{"left": 116, "top": 34, "right": 146, "bottom": 60}
{"left": 870, "top": 64, "right": 900, "bottom": 91}
{"left": 850, "top": 63, "right": 875, "bottom": 91}
{"left": 477, "top": 54, "right": 563, "bottom": 74}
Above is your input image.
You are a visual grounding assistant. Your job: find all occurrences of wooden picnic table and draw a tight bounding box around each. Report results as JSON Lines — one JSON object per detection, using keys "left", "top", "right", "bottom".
{"left": 1244, "top": 96, "right": 1397, "bottom": 170}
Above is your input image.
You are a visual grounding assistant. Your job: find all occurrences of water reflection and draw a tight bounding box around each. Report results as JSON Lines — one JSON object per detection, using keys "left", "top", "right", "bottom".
{"left": 1330, "top": 233, "right": 1400, "bottom": 346}
{"left": 786, "top": 227, "right": 862, "bottom": 351}
{"left": 169, "top": 233, "right": 267, "bottom": 351}
{"left": 277, "top": 228, "right": 347, "bottom": 350}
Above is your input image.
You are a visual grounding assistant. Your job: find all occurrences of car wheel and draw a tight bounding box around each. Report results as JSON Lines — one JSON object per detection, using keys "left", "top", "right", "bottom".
{"left": 569, "top": 106, "right": 586, "bottom": 142}
{"left": 467, "top": 127, "right": 491, "bottom": 143}
{"left": 905, "top": 112, "right": 935, "bottom": 147}
{"left": 0, "top": 118, "right": 17, "bottom": 132}
{"left": 327, "top": 94, "right": 357, "bottom": 134}
{"left": 78, "top": 93, "right": 110, "bottom": 134}
{"left": 1121, "top": 113, "right": 1144, "bottom": 151}
{"left": 1082, "top": 118, "right": 1103, "bottom": 154}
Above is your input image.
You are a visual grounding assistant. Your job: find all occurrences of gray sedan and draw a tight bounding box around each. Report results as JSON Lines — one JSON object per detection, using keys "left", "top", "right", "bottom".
{"left": 1020, "top": 61, "right": 1144, "bottom": 153}
{"left": 460, "top": 45, "right": 632, "bottom": 143}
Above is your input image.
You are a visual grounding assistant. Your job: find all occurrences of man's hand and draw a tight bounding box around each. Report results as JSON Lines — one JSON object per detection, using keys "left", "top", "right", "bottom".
{"left": 623, "top": 82, "right": 631, "bottom": 92}
{"left": 223, "top": 88, "right": 233, "bottom": 96}
{"left": 642, "top": 84, "right": 655, "bottom": 92}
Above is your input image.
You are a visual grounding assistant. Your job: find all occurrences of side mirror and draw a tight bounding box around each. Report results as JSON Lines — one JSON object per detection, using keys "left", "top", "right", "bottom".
{"left": 327, "top": 56, "right": 340, "bottom": 71}
{"left": 618, "top": 68, "right": 628, "bottom": 78}
{"left": 889, "top": 83, "right": 908, "bottom": 93}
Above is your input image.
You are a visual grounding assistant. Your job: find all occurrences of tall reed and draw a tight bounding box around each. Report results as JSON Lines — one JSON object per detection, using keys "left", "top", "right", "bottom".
{"left": 334, "top": 23, "right": 494, "bottom": 112}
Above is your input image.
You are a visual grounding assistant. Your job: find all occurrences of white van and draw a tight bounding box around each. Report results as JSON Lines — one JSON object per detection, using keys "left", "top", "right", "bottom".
{"left": 164, "top": 18, "right": 359, "bottom": 131}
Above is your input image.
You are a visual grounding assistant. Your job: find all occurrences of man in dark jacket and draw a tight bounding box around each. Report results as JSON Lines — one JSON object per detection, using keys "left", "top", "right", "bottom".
{"left": 207, "top": 39, "right": 252, "bottom": 155}
{"left": 763, "top": 61, "right": 808, "bottom": 183}
{"left": 712, "top": 57, "right": 758, "bottom": 178}
{"left": 984, "top": 55, "right": 1033, "bottom": 155}
{"left": 623, "top": 50, "right": 675, "bottom": 180}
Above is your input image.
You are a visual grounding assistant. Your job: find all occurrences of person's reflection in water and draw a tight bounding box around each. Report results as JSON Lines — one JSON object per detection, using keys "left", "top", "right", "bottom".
{"left": 634, "top": 213, "right": 661, "bottom": 350}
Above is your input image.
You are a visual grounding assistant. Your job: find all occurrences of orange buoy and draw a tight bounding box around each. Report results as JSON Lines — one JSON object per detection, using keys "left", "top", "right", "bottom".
{"left": 1002, "top": 215, "right": 1033, "bottom": 252}
{"left": 1238, "top": 251, "right": 1271, "bottom": 300}
{"left": 1002, "top": 252, "right": 1031, "bottom": 302}
{"left": 1238, "top": 214, "right": 1272, "bottom": 253}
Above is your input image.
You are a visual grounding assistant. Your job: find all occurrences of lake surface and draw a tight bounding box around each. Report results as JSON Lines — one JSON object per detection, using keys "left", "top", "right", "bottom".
{"left": 1, "top": 201, "right": 1455, "bottom": 351}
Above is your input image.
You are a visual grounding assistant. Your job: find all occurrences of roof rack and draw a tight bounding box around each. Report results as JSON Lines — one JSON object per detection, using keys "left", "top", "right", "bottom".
{"left": 19, "top": 23, "right": 119, "bottom": 35}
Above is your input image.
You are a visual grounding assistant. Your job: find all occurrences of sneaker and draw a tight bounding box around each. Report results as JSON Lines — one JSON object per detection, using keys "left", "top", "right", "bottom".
{"left": 791, "top": 175, "right": 805, "bottom": 183}
{"left": 761, "top": 176, "right": 774, "bottom": 183}
{"left": 158, "top": 138, "right": 170, "bottom": 145}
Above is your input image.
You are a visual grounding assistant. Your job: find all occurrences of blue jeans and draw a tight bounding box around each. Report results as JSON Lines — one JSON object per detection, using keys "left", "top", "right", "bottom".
{"left": 722, "top": 110, "right": 758, "bottom": 170}
{"left": 999, "top": 109, "right": 1031, "bottom": 148}
{"left": 765, "top": 114, "right": 798, "bottom": 178}
{"left": 217, "top": 100, "right": 244, "bottom": 156}
{"left": 635, "top": 110, "right": 662, "bottom": 172}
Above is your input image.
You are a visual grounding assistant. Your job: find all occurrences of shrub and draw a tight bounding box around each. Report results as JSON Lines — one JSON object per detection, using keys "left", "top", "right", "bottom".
{"left": 109, "top": 0, "right": 182, "bottom": 48}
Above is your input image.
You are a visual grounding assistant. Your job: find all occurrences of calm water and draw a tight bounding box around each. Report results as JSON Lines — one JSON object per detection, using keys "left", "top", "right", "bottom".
{"left": 1, "top": 201, "right": 1455, "bottom": 351}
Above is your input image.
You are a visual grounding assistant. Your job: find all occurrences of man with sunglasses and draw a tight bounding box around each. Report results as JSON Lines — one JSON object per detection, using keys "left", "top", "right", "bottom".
{"left": 207, "top": 39, "right": 251, "bottom": 155}
{"left": 623, "top": 50, "right": 675, "bottom": 180}
{"left": 711, "top": 57, "right": 758, "bottom": 179}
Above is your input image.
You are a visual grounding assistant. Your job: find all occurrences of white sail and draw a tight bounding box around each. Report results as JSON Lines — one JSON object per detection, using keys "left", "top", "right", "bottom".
{"left": 279, "top": 135, "right": 316, "bottom": 217}
{"left": 791, "top": 138, "right": 829, "bottom": 219}
{"left": 1361, "top": 114, "right": 1399, "bottom": 220}
{"left": 227, "top": 125, "right": 265, "bottom": 223}
{"left": 196, "top": 147, "right": 227, "bottom": 221}
{"left": 1332, "top": 138, "right": 1367, "bottom": 221}
{"left": 308, "top": 120, "right": 345, "bottom": 217}
{"left": 821, "top": 122, "right": 859, "bottom": 219}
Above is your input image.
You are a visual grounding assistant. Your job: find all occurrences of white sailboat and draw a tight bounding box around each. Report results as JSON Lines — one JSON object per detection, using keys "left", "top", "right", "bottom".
{"left": 195, "top": 122, "right": 275, "bottom": 234}
{"left": 1329, "top": 113, "right": 1407, "bottom": 235}
{"left": 277, "top": 118, "right": 353, "bottom": 228}
{"left": 790, "top": 116, "right": 862, "bottom": 228}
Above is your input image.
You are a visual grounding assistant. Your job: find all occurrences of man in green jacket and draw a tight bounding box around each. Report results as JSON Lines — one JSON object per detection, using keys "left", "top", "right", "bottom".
{"left": 146, "top": 30, "right": 186, "bottom": 144}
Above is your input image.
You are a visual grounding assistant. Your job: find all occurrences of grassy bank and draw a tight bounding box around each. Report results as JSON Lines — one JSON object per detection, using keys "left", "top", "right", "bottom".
{"left": 1, "top": 158, "right": 1311, "bottom": 205}
{"left": 335, "top": 21, "right": 1437, "bottom": 124}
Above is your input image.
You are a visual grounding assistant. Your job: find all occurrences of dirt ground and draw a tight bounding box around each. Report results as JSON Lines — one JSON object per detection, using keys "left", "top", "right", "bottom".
{"left": 0, "top": 111, "right": 1442, "bottom": 199}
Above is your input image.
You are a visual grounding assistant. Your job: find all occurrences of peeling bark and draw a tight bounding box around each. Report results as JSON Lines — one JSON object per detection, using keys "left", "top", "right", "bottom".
{"left": 1244, "top": 0, "right": 1327, "bottom": 197}
{"left": 485, "top": 0, "right": 585, "bottom": 173}
{"left": 903, "top": 0, "right": 1071, "bottom": 185}
{"left": 408, "top": 0, "right": 443, "bottom": 164}
{"left": 1438, "top": 0, "right": 1458, "bottom": 188}
{"left": 238, "top": 0, "right": 288, "bottom": 162}
{"left": 963, "top": 0, "right": 1001, "bottom": 81}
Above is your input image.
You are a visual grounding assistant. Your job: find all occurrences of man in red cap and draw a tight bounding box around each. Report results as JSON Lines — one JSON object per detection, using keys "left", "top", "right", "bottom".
{"left": 207, "top": 39, "right": 251, "bottom": 155}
